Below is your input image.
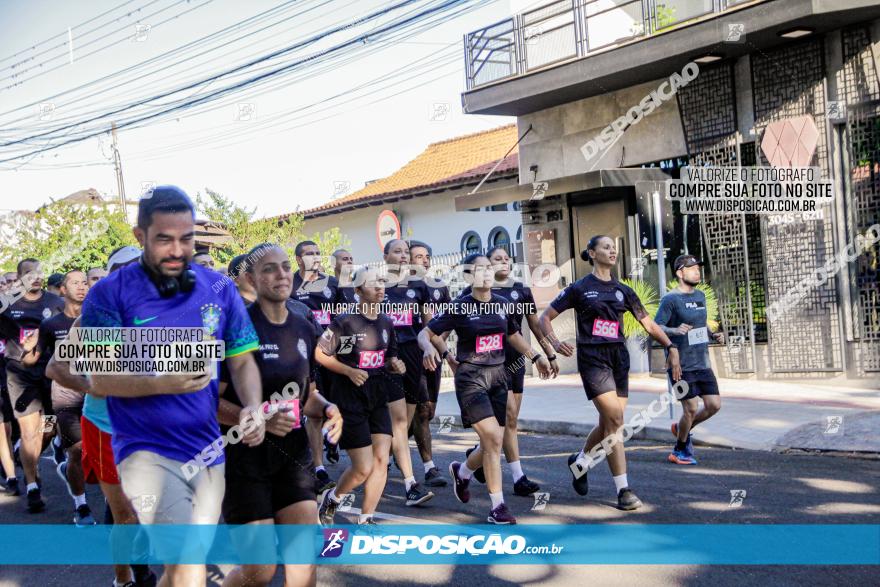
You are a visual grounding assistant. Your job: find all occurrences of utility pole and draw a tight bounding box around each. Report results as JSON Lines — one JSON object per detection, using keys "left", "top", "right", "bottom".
{"left": 111, "top": 122, "right": 127, "bottom": 217}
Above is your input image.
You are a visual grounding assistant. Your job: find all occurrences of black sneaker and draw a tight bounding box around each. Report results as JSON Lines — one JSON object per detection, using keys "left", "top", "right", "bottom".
{"left": 617, "top": 488, "right": 643, "bottom": 511}
{"left": 358, "top": 517, "right": 378, "bottom": 526}
{"left": 318, "top": 490, "right": 339, "bottom": 527}
{"left": 314, "top": 469, "right": 336, "bottom": 495}
{"left": 324, "top": 436, "right": 339, "bottom": 465}
{"left": 567, "top": 453, "right": 589, "bottom": 496}
{"left": 53, "top": 440, "right": 65, "bottom": 466}
{"left": 448, "top": 461, "right": 470, "bottom": 504}
{"left": 75, "top": 504, "right": 97, "bottom": 526}
{"left": 27, "top": 487, "right": 46, "bottom": 513}
{"left": 132, "top": 566, "right": 157, "bottom": 587}
{"left": 4, "top": 477, "right": 20, "bottom": 496}
{"left": 464, "top": 445, "right": 485, "bottom": 484}
{"left": 513, "top": 475, "right": 540, "bottom": 497}
{"left": 405, "top": 482, "right": 434, "bottom": 506}
{"left": 424, "top": 466, "right": 448, "bottom": 487}
{"left": 487, "top": 503, "right": 517, "bottom": 525}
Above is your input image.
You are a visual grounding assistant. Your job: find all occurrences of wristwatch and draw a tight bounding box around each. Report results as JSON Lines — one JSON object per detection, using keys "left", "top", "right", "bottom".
{"left": 440, "top": 350, "right": 450, "bottom": 361}
{"left": 547, "top": 355, "right": 557, "bottom": 362}
{"left": 530, "top": 354, "right": 543, "bottom": 364}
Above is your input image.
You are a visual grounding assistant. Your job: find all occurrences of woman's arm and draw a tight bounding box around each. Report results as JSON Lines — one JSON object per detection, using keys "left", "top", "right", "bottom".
{"left": 538, "top": 306, "right": 574, "bottom": 357}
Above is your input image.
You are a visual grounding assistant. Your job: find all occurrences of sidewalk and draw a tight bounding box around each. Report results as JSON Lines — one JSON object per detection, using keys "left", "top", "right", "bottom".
{"left": 434, "top": 373, "right": 880, "bottom": 454}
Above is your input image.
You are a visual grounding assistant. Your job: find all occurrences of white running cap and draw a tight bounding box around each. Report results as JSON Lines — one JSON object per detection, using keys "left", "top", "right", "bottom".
{"left": 107, "top": 246, "right": 142, "bottom": 272}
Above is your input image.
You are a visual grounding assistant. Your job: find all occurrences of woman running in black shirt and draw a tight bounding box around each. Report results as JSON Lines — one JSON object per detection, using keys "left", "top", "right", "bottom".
{"left": 419, "top": 253, "right": 552, "bottom": 524}
{"left": 539, "top": 235, "right": 681, "bottom": 510}
{"left": 218, "top": 244, "right": 342, "bottom": 587}
{"left": 316, "top": 266, "right": 407, "bottom": 526}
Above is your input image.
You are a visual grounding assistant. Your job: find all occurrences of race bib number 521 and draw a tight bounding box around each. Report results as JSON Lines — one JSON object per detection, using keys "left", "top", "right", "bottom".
{"left": 476, "top": 333, "right": 503, "bottom": 354}
{"left": 358, "top": 350, "right": 385, "bottom": 369}
{"left": 592, "top": 319, "right": 619, "bottom": 339}
{"left": 388, "top": 311, "right": 413, "bottom": 327}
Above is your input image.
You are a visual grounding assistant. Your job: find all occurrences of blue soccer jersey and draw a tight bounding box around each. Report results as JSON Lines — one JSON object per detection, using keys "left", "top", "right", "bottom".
{"left": 81, "top": 262, "right": 259, "bottom": 465}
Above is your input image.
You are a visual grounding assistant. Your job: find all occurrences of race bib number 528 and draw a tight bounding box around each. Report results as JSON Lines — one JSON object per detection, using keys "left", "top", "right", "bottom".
{"left": 592, "top": 319, "right": 619, "bottom": 339}
{"left": 476, "top": 333, "right": 503, "bottom": 354}
{"left": 358, "top": 350, "right": 385, "bottom": 369}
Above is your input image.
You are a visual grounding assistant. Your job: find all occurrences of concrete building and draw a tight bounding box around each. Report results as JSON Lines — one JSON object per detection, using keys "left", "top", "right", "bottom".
{"left": 460, "top": 0, "right": 880, "bottom": 386}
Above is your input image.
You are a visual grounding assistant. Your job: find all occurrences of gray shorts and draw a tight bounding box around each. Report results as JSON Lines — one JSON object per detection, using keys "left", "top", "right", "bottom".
{"left": 118, "top": 450, "right": 226, "bottom": 562}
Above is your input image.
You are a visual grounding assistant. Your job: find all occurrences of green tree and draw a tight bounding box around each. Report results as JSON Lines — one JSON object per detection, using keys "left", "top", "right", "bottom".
{"left": 194, "top": 188, "right": 350, "bottom": 264}
{"left": 0, "top": 202, "right": 136, "bottom": 273}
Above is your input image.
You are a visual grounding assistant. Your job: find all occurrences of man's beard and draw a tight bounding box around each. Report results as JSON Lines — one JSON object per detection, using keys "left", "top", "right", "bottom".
{"left": 683, "top": 277, "right": 701, "bottom": 287}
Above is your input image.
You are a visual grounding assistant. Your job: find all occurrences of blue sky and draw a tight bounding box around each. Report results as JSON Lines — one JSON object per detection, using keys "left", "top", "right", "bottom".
{"left": 0, "top": 0, "right": 524, "bottom": 218}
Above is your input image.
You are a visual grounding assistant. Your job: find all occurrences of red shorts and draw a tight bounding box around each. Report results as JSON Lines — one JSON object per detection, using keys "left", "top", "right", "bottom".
{"left": 81, "top": 416, "right": 119, "bottom": 485}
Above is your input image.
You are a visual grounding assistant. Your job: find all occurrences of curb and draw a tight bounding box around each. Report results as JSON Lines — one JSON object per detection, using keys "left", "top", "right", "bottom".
{"left": 432, "top": 414, "right": 880, "bottom": 456}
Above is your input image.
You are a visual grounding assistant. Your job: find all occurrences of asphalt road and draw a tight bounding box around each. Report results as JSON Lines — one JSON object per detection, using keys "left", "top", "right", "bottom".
{"left": 1, "top": 427, "right": 878, "bottom": 586}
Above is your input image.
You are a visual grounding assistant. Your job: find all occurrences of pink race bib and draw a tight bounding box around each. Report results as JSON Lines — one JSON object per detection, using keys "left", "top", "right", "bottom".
{"left": 592, "top": 318, "right": 619, "bottom": 338}
{"left": 388, "top": 311, "right": 413, "bottom": 327}
{"left": 358, "top": 350, "right": 386, "bottom": 369}
{"left": 19, "top": 328, "right": 35, "bottom": 345}
{"left": 476, "top": 333, "right": 503, "bottom": 354}
{"left": 312, "top": 310, "right": 331, "bottom": 326}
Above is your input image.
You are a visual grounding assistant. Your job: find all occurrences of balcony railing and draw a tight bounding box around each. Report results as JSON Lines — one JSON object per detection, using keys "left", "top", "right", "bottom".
{"left": 465, "top": 0, "right": 752, "bottom": 89}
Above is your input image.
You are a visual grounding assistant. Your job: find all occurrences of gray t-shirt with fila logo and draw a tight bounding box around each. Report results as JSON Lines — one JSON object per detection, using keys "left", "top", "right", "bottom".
{"left": 655, "top": 289, "right": 712, "bottom": 371}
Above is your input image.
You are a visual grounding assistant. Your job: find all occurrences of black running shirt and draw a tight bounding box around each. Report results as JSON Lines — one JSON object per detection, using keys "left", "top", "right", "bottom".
{"left": 550, "top": 274, "right": 647, "bottom": 345}
{"left": 319, "top": 313, "right": 398, "bottom": 372}
{"left": 461, "top": 282, "right": 536, "bottom": 334}
{"left": 290, "top": 272, "right": 342, "bottom": 329}
{"left": 427, "top": 293, "right": 518, "bottom": 366}
{"left": 383, "top": 279, "right": 431, "bottom": 345}
{"left": 0, "top": 292, "right": 64, "bottom": 365}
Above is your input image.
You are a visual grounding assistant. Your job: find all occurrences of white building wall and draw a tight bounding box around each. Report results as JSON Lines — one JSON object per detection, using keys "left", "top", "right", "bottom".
{"left": 303, "top": 179, "right": 522, "bottom": 264}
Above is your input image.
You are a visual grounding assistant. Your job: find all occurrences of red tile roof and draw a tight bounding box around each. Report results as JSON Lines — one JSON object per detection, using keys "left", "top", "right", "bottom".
{"left": 296, "top": 124, "right": 519, "bottom": 218}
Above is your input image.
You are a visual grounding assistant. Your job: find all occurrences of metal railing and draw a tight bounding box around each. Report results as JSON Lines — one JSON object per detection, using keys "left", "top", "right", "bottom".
{"left": 465, "top": 0, "right": 743, "bottom": 89}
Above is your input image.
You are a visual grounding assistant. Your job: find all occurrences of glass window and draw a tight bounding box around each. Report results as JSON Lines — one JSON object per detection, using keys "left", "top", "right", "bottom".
{"left": 489, "top": 226, "right": 510, "bottom": 249}
{"left": 461, "top": 231, "right": 482, "bottom": 253}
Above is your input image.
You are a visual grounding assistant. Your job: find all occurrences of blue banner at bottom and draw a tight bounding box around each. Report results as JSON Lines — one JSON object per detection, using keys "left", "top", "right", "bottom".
{"left": 0, "top": 524, "right": 877, "bottom": 565}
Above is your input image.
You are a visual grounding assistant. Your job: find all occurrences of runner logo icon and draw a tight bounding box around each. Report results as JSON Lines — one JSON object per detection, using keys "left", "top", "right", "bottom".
{"left": 321, "top": 529, "right": 349, "bottom": 558}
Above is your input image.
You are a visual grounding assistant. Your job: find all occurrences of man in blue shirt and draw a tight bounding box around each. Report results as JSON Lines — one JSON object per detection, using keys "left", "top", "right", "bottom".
{"left": 655, "top": 255, "right": 724, "bottom": 466}
{"left": 81, "top": 186, "right": 265, "bottom": 586}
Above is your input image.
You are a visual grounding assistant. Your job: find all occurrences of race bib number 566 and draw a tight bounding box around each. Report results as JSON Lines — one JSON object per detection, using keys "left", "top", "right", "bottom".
{"left": 476, "top": 333, "right": 503, "bottom": 354}
{"left": 358, "top": 350, "right": 385, "bottom": 369}
{"left": 592, "top": 319, "right": 619, "bottom": 339}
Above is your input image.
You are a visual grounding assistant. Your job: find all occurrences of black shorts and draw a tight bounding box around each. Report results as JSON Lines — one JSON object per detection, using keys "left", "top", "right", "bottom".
{"left": 454, "top": 363, "right": 508, "bottom": 428}
{"left": 504, "top": 348, "right": 525, "bottom": 394}
{"left": 669, "top": 369, "right": 720, "bottom": 400}
{"left": 222, "top": 427, "right": 315, "bottom": 524}
{"left": 6, "top": 365, "right": 52, "bottom": 418}
{"left": 315, "top": 365, "right": 333, "bottom": 402}
{"left": 55, "top": 406, "right": 83, "bottom": 449}
{"left": 577, "top": 344, "right": 630, "bottom": 401}
{"left": 333, "top": 373, "right": 393, "bottom": 450}
{"left": 393, "top": 340, "right": 426, "bottom": 405}
{"left": 421, "top": 366, "right": 442, "bottom": 404}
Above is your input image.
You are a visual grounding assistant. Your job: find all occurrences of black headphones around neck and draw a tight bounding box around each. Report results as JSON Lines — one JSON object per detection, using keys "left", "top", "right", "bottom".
{"left": 140, "top": 255, "right": 196, "bottom": 298}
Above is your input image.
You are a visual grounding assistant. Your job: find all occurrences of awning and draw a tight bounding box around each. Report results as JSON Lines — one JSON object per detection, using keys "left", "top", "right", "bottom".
{"left": 454, "top": 168, "right": 670, "bottom": 211}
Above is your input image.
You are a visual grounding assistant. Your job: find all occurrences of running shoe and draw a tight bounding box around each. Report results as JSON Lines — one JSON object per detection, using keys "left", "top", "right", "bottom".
{"left": 358, "top": 517, "right": 378, "bottom": 526}
{"left": 4, "top": 477, "right": 20, "bottom": 496}
{"left": 132, "top": 566, "right": 157, "bottom": 587}
{"left": 617, "top": 488, "right": 643, "bottom": 511}
{"left": 112, "top": 581, "right": 136, "bottom": 587}
{"left": 318, "top": 490, "right": 338, "bottom": 527}
{"left": 487, "top": 503, "right": 517, "bottom": 525}
{"left": 448, "top": 461, "right": 470, "bottom": 504}
{"left": 75, "top": 504, "right": 98, "bottom": 526}
{"left": 671, "top": 423, "right": 695, "bottom": 454}
{"left": 567, "top": 453, "right": 589, "bottom": 496}
{"left": 464, "top": 445, "right": 485, "bottom": 484}
{"left": 53, "top": 439, "right": 66, "bottom": 466}
{"left": 513, "top": 475, "right": 540, "bottom": 497}
{"left": 667, "top": 450, "right": 697, "bottom": 465}
{"left": 26, "top": 487, "right": 46, "bottom": 513}
{"left": 56, "top": 460, "right": 75, "bottom": 499}
{"left": 324, "top": 436, "right": 339, "bottom": 465}
{"left": 314, "top": 469, "right": 336, "bottom": 495}
{"left": 424, "top": 467, "right": 448, "bottom": 487}
{"left": 405, "top": 482, "right": 434, "bottom": 506}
